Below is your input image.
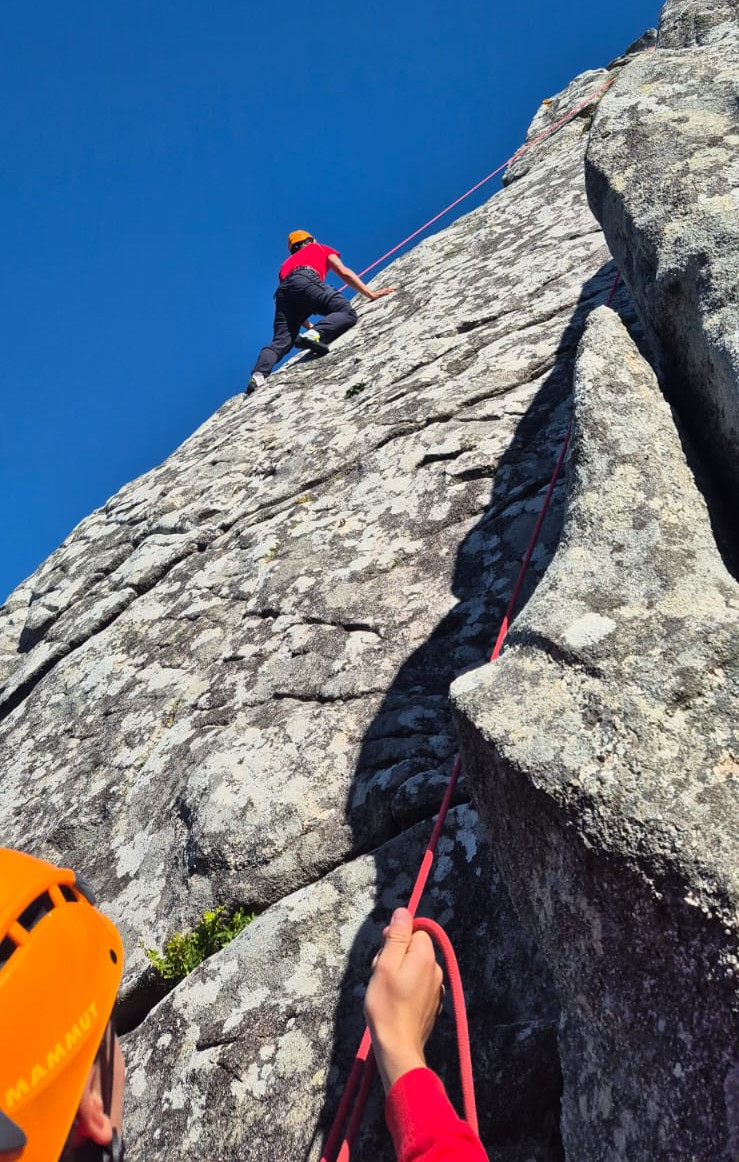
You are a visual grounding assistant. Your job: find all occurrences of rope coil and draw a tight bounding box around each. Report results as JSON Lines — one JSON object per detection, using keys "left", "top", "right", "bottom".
{"left": 413, "top": 917, "right": 478, "bottom": 1136}
{"left": 322, "top": 915, "right": 479, "bottom": 1162}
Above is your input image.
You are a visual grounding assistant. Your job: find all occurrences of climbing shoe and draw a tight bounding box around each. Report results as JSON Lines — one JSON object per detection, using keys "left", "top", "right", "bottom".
{"left": 295, "top": 329, "right": 329, "bottom": 357}
{"left": 245, "top": 372, "right": 265, "bottom": 397}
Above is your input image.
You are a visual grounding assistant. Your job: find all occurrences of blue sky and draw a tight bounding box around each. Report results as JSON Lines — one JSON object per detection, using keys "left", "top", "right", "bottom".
{"left": 1, "top": 1, "right": 660, "bottom": 604}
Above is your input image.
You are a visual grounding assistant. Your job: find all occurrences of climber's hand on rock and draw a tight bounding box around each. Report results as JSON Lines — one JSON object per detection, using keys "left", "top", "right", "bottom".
{"left": 370, "top": 286, "right": 397, "bottom": 300}
{"left": 364, "top": 907, "right": 443, "bottom": 1094}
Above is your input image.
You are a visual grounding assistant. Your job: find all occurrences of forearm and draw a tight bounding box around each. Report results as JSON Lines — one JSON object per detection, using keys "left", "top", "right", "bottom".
{"left": 385, "top": 1069, "right": 488, "bottom": 1162}
{"left": 340, "top": 267, "right": 376, "bottom": 298}
{"left": 327, "top": 254, "right": 395, "bottom": 300}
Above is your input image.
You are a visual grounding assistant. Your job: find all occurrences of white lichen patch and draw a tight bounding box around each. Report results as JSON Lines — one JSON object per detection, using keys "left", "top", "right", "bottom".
{"left": 563, "top": 612, "right": 617, "bottom": 649}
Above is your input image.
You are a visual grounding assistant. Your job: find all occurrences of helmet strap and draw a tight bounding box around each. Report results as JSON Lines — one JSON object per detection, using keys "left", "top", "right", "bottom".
{"left": 105, "top": 1130, "right": 126, "bottom": 1162}
{"left": 68, "top": 1024, "right": 126, "bottom": 1162}
{"left": 74, "top": 1133, "right": 125, "bottom": 1162}
{"left": 100, "top": 1024, "right": 115, "bottom": 1122}
{"left": 86, "top": 1024, "right": 126, "bottom": 1162}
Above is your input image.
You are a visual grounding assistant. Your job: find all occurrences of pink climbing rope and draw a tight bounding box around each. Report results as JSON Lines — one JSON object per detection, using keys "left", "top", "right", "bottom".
{"left": 355, "top": 76, "right": 617, "bottom": 281}
{"left": 321, "top": 96, "right": 629, "bottom": 1162}
{"left": 414, "top": 916, "right": 479, "bottom": 1136}
{"left": 321, "top": 417, "right": 572, "bottom": 1162}
{"left": 324, "top": 913, "right": 479, "bottom": 1162}
{"left": 605, "top": 269, "right": 620, "bottom": 307}
{"left": 488, "top": 423, "right": 572, "bottom": 661}
{"left": 352, "top": 44, "right": 658, "bottom": 285}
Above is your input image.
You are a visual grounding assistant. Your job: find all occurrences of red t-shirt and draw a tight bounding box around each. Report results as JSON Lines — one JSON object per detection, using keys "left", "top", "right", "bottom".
{"left": 279, "top": 241, "right": 339, "bottom": 281}
{"left": 385, "top": 1069, "right": 488, "bottom": 1162}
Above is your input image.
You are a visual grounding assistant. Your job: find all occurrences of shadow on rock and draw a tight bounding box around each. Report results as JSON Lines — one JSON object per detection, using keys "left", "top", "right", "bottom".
{"left": 314, "top": 261, "right": 639, "bottom": 1162}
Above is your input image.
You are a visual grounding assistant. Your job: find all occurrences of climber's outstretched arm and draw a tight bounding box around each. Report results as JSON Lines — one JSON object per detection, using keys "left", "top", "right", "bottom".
{"left": 327, "top": 253, "right": 396, "bottom": 301}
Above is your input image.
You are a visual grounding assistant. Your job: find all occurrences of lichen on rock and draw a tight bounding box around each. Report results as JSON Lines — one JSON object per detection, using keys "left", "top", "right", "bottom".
{"left": 453, "top": 306, "right": 739, "bottom": 1160}
{"left": 1, "top": 3, "right": 737, "bottom": 1159}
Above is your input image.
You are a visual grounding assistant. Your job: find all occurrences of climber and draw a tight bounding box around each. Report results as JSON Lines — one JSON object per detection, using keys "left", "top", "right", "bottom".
{"left": 0, "top": 848, "right": 125, "bottom": 1162}
{"left": 365, "top": 907, "right": 488, "bottom": 1162}
{"left": 245, "top": 230, "right": 396, "bottom": 395}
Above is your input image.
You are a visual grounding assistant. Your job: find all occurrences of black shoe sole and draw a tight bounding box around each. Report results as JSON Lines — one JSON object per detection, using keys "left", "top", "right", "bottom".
{"left": 295, "top": 335, "right": 330, "bottom": 357}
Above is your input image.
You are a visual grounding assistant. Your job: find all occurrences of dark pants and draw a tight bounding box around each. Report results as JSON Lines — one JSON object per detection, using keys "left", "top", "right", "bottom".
{"left": 251, "top": 269, "right": 358, "bottom": 378}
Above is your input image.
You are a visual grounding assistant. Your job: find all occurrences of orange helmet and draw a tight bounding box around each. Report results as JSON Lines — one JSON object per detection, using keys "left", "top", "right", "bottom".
{"left": 0, "top": 849, "right": 123, "bottom": 1162}
{"left": 287, "top": 229, "right": 313, "bottom": 251}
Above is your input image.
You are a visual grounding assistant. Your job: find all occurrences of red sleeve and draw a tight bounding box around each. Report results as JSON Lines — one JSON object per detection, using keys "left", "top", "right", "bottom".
{"left": 317, "top": 244, "right": 339, "bottom": 278}
{"left": 385, "top": 1068, "right": 488, "bottom": 1162}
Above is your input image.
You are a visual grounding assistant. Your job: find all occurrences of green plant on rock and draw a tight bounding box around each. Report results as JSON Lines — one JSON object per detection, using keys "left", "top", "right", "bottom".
{"left": 145, "top": 905, "right": 255, "bottom": 983}
{"left": 345, "top": 381, "right": 367, "bottom": 399}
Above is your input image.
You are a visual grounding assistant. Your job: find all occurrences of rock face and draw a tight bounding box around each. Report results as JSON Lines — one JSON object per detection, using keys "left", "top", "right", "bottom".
{"left": 0, "top": 66, "right": 618, "bottom": 975}
{"left": 454, "top": 6, "right": 739, "bottom": 1153}
{"left": 452, "top": 306, "right": 739, "bottom": 1160}
{"left": 0, "top": 38, "right": 643, "bottom": 1162}
{"left": 658, "top": 0, "right": 738, "bottom": 46}
{"left": 123, "top": 807, "right": 561, "bottom": 1162}
{"left": 585, "top": 0, "right": 739, "bottom": 502}
{"left": 2, "top": 7, "right": 736, "bottom": 1161}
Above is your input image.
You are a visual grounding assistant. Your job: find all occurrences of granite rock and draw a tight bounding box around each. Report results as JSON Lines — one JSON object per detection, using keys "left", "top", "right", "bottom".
{"left": 0, "top": 47, "right": 631, "bottom": 1160}
{"left": 0, "top": 61, "right": 618, "bottom": 966}
{"left": 452, "top": 307, "right": 739, "bottom": 1161}
{"left": 123, "top": 806, "right": 561, "bottom": 1162}
{"left": 658, "top": 0, "right": 739, "bottom": 47}
{"left": 585, "top": 0, "right": 739, "bottom": 499}
{"left": 4, "top": 14, "right": 729, "bottom": 1160}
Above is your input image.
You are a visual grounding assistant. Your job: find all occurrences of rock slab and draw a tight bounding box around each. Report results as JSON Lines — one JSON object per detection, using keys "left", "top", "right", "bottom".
{"left": 585, "top": 0, "right": 739, "bottom": 501}
{"left": 453, "top": 306, "right": 739, "bottom": 1161}
{"left": 0, "top": 45, "right": 633, "bottom": 1162}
